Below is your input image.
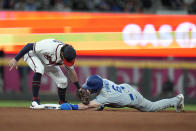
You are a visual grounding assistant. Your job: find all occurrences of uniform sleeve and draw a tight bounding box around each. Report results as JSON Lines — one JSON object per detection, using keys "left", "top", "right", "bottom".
{"left": 15, "top": 43, "right": 33, "bottom": 61}
{"left": 92, "top": 95, "right": 108, "bottom": 107}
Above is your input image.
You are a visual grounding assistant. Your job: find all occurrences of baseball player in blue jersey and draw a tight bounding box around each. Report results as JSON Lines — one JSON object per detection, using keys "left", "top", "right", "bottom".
{"left": 8, "top": 39, "right": 82, "bottom": 107}
{"left": 58, "top": 75, "right": 184, "bottom": 112}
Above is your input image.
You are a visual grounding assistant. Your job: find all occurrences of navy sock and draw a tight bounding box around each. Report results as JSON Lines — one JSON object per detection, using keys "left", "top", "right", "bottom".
{"left": 58, "top": 88, "right": 67, "bottom": 104}
{"left": 32, "top": 73, "right": 42, "bottom": 100}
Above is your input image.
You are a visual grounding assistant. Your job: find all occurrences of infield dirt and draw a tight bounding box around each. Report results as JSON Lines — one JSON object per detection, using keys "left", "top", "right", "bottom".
{"left": 0, "top": 107, "right": 195, "bottom": 131}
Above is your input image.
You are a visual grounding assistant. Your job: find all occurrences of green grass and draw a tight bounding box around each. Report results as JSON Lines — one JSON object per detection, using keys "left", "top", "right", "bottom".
{"left": 0, "top": 100, "right": 196, "bottom": 111}
{"left": 180, "top": 104, "right": 196, "bottom": 111}
{"left": 0, "top": 100, "right": 58, "bottom": 107}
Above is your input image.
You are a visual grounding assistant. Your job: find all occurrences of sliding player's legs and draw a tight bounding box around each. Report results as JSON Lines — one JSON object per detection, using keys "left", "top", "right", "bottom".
{"left": 131, "top": 89, "right": 183, "bottom": 112}
{"left": 122, "top": 84, "right": 184, "bottom": 112}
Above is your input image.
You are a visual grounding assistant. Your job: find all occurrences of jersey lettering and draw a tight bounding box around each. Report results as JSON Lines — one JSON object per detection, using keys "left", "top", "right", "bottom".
{"left": 44, "top": 54, "right": 55, "bottom": 64}
{"left": 104, "top": 80, "right": 111, "bottom": 92}
{"left": 53, "top": 40, "right": 64, "bottom": 44}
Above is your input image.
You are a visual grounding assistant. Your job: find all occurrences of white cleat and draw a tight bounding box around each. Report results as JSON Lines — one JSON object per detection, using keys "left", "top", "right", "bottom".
{"left": 175, "top": 94, "right": 184, "bottom": 112}
{"left": 30, "top": 101, "right": 40, "bottom": 109}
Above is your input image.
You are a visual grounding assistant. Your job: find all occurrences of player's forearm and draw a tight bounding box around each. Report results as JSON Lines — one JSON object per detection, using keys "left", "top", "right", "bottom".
{"left": 67, "top": 69, "right": 78, "bottom": 82}
{"left": 77, "top": 104, "right": 98, "bottom": 111}
{"left": 68, "top": 69, "right": 81, "bottom": 89}
{"left": 15, "top": 43, "right": 34, "bottom": 61}
{"left": 78, "top": 103, "right": 89, "bottom": 110}
{"left": 59, "top": 101, "right": 101, "bottom": 111}
{"left": 78, "top": 101, "right": 100, "bottom": 110}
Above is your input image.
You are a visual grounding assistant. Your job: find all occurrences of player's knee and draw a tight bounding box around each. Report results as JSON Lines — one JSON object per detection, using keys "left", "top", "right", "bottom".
{"left": 55, "top": 76, "right": 68, "bottom": 89}
{"left": 35, "top": 68, "right": 44, "bottom": 75}
{"left": 57, "top": 83, "right": 67, "bottom": 89}
{"left": 57, "top": 82, "right": 68, "bottom": 89}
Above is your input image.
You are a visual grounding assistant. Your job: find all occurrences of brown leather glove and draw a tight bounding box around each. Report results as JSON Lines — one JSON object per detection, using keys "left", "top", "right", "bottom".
{"left": 78, "top": 88, "right": 90, "bottom": 105}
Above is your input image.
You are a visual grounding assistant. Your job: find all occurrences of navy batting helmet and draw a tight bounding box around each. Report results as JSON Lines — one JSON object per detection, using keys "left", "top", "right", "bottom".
{"left": 82, "top": 75, "right": 103, "bottom": 93}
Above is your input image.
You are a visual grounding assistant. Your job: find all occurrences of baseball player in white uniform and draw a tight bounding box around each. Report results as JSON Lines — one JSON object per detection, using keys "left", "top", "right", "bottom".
{"left": 57, "top": 75, "right": 184, "bottom": 112}
{"left": 8, "top": 39, "right": 81, "bottom": 107}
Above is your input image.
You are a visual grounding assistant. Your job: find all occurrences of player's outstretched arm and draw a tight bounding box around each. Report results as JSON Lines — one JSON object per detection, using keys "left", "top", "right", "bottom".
{"left": 60, "top": 101, "right": 101, "bottom": 111}
{"left": 78, "top": 101, "right": 100, "bottom": 110}
{"left": 8, "top": 43, "right": 34, "bottom": 71}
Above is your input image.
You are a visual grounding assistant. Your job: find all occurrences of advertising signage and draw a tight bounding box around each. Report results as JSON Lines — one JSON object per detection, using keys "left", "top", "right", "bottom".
{"left": 0, "top": 12, "right": 195, "bottom": 57}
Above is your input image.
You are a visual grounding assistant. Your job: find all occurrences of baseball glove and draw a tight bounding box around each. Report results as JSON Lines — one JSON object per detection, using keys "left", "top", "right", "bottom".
{"left": 78, "top": 88, "right": 90, "bottom": 105}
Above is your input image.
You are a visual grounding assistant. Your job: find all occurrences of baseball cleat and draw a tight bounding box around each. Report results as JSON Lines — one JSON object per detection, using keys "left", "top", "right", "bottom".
{"left": 175, "top": 94, "right": 184, "bottom": 112}
{"left": 30, "top": 100, "right": 40, "bottom": 109}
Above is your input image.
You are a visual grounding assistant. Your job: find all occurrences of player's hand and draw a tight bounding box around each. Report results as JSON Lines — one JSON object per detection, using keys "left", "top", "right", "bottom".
{"left": 8, "top": 58, "right": 18, "bottom": 71}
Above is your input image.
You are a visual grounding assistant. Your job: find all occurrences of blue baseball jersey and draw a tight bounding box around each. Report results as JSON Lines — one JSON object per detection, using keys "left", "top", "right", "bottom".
{"left": 92, "top": 79, "right": 137, "bottom": 108}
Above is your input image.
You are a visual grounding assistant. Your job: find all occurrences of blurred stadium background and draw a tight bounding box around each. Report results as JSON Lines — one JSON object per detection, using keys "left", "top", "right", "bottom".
{"left": 0, "top": 0, "right": 196, "bottom": 105}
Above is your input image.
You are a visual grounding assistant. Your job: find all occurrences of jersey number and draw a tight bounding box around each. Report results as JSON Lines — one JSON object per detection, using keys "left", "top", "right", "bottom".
{"left": 112, "top": 85, "right": 123, "bottom": 93}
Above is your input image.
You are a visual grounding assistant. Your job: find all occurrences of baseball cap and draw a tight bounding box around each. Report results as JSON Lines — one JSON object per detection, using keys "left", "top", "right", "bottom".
{"left": 82, "top": 75, "right": 103, "bottom": 93}
{"left": 62, "top": 45, "right": 76, "bottom": 66}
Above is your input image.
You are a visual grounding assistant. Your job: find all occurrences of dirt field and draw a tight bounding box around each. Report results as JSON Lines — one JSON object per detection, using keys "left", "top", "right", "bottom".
{"left": 0, "top": 107, "right": 195, "bottom": 131}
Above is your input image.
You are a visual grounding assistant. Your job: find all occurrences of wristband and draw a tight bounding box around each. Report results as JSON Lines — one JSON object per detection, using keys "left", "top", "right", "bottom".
{"left": 74, "top": 82, "right": 81, "bottom": 89}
